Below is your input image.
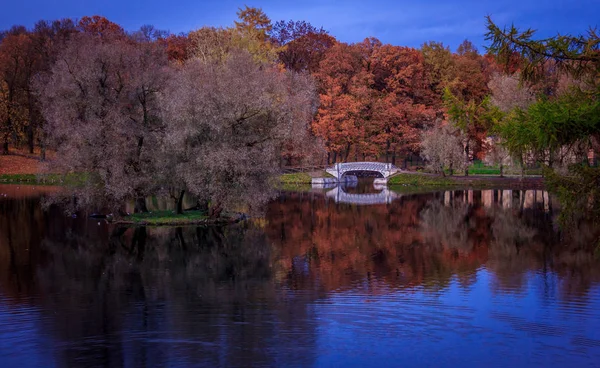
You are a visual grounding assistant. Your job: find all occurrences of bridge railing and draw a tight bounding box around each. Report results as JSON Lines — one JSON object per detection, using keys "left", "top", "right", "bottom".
{"left": 282, "top": 162, "right": 402, "bottom": 174}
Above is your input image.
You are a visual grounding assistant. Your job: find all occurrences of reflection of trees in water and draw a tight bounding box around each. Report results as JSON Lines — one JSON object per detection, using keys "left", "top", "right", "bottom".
{"left": 34, "top": 223, "right": 316, "bottom": 368}
{"left": 486, "top": 205, "right": 538, "bottom": 293}
{"left": 267, "top": 192, "right": 474, "bottom": 293}
{"left": 420, "top": 197, "right": 472, "bottom": 253}
{"left": 2, "top": 189, "right": 600, "bottom": 366}
{"left": 266, "top": 190, "right": 600, "bottom": 300}
{"left": 0, "top": 190, "right": 66, "bottom": 303}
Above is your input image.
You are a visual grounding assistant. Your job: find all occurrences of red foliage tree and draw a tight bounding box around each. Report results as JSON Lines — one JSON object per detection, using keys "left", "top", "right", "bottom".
{"left": 77, "top": 15, "right": 124, "bottom": 38}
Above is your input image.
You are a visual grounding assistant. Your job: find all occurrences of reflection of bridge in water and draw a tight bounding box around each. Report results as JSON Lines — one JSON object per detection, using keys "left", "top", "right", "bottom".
{"left": 325, "top": 185, "right": 400, "bottom": 205}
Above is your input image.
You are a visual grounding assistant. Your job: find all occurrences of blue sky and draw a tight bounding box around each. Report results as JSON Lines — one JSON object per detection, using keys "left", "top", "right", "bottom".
{"left": 1, "top": 0, "right": 598, "bottom": 51}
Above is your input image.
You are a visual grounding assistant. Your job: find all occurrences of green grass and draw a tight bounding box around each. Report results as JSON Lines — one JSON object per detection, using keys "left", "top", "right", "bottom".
{"left": 119, "top": 210, "right": 209, "bottom": 225}
{"left": 464, "top": 161, "right": 543, "bottom": 176}
{"left": 279, "top": 172, "right": 312, "bottom": 183}
{"left": 388, "top": 173, "right": 456, "bottom": 186}
{"left": 468, "top": 167, "right": 501, "bottom": 175}
{"left": 278, "top": 182, "right": 312, "bottom": 192}
{"left": 278, "top": 170, "right": 334, "bottom": 184}
{"left": 388, "top": 172, "right": 544, "bottom": 190}
{"left": 0, "top": 173, "right": 87, "bottom": 186}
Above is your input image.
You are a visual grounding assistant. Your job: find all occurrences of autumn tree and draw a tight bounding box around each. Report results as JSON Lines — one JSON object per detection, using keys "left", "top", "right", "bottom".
{"left": 187, "top": 7, "right": 280, "bottom": 65}
{"left": 370, "top": 44, "right": 436, "bottom": 163}
{"left": 443, "top": 88, "right": 497, "bottom": 175}
{"left": 0, "top": 32, "right": 35, "bottom": 154}
{"left": 270, "top": 20, "right": 336, "bottom": 73}
{"left": 231, "top": 6, "right": 279, "bottom": 63}
{"left": 312, "top": 42, "right": 365, "bottom": 163}
{"left": 77, "top": 15, "right": 124, "bottom": 38}
{"left": 164, "top": 33, "right": 192, "bottom": 62}
{"left": 452, "top": 41, "right": 489, "bottom": 102}
{"left": 421, "top": 41, "right": 455, "bottom": 97}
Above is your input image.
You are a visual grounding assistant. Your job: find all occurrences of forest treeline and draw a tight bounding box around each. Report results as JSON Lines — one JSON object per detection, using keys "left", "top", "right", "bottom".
{"left": 1, "top": 7, "right": 598, "bottom": 217}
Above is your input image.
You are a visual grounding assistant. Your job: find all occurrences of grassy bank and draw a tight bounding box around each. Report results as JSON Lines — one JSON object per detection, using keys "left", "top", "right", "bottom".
{"left": 0, "top": 173, "right": 87, "bottom": 186}
{"left": 388, "top": 173, "right": 455, "bottom": 186}
{"left": 388, "top": 173, "right": 544, "bottom": 189}
{"left": 276, "top": 171, "right": 336, "bottom": 191}
{"left": 279, "top": 172, "right": 313, "bottom": 183}
{"left": 115, "top": 210, "right": 241, "bottom": 226}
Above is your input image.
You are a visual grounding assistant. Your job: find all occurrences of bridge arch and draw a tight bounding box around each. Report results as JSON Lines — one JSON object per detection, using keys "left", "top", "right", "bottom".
{"left": 341, "top": 170, "right": 385, "bottom": 178}
{"left": 325, "top": 162, "right": 400, "bottom": 180}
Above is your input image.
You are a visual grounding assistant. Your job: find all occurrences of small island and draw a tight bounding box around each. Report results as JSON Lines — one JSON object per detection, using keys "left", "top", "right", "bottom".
{"left": 114, "top": 210, "right": 244, "bottom": 226}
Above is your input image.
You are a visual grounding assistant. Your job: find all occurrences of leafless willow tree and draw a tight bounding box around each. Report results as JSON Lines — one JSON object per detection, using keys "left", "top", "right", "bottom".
{"left": 487, "top": 72, "right": 535, "bottom": 113}
{"left": 421, "top": 124, "right": 466, "bottom": 176}
{"left": 36, "top": 33, "right": 170, "bottom": 212}
{"left": 160, "top": 51, "right": 318, "bottom": 217}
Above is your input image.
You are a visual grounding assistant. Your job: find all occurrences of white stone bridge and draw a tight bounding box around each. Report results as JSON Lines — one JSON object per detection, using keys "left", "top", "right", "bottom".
{"left": 325, "top": 186, "right": 400, "bottom": 205}
{"left": 325, "top": 162, "right": 400, "bottom": 180}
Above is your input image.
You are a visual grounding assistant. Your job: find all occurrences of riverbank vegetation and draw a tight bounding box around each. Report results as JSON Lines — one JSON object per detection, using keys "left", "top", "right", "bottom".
{"left": 0, "top": 8, "right": 597, "bottom": 226}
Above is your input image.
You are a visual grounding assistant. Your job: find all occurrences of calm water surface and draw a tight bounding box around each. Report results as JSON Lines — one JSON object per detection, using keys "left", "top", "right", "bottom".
{"left": 1, "top": 184, "right": 599, "bottom": 367}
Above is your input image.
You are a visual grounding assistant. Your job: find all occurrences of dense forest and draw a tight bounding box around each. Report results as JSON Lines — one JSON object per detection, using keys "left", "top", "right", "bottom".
{"left": 1, "top": 7, "right": 598, "bottom": 217}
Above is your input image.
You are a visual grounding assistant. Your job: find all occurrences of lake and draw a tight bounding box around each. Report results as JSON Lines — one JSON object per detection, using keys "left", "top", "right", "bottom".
{"left": 1, "top": 184, "right": 599, "bottom": 367}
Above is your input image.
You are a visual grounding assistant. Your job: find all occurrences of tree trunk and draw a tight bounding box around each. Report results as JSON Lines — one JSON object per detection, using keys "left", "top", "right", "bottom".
{"left": 499, "top": 164, "right": 504, "bottom": 178}
{"left": 2, "top": 139, "right": 8, "bottom": 155}
{"left": 198, "top": 200, "right": 209, "bottom": 214}
{"left": 392, "top": 150, "right": 397, "bottom": 166}
{"left": 332, "top": 151, "right": 337, "bottom": 164}
{"left": 344, "top": 142, "right": 351, "bottom": 162}
{"left": 520, "top": 156, "right": 525, "bottom": 179}
{"left": 40, "top": 140, "right": 46, "bottom": 161}
{"left": 385, "top": 140, "right": 391, "bottom": 163}
{"left": 134, "top": 197, "right": 148, "bottom": 213}
{"left": 464, "top": 142, "right": 469, "bottom": 177}
{"left": 27, "top": 124, "right": 34, "bottom": 154}
{"left": 209, "top": 201, "right": 223, "bottom": 219}
{"left": 175, "top": 190, "right": 185, "bottom": 215}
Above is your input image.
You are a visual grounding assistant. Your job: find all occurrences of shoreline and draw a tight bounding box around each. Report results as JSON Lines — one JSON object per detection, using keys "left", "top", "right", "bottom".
{"left": 278, "top": 172, "right": 545, "bottom": 188}
{"left": 2, "top": 172, "right": 546, "bottom": 190}
{"left": 114, "top": 217, "right": 242, "bottom": 227}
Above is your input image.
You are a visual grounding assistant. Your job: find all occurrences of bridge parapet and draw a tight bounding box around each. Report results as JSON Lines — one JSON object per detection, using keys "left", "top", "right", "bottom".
{"left": 325, "top": 162, "right": 400, "bottom": 179}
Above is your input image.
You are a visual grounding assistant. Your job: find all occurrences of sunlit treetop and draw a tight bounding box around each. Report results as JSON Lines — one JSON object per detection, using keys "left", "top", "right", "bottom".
{"left": 234, "top": 6, "right": 272, "bottom": 41}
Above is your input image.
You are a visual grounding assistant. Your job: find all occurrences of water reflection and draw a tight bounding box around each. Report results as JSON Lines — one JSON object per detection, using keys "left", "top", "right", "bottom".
{"left": 1, "top": 185, "right": 600, "bottom": 367}
{"left": 324, "top": 185, "right": 399, "bottom": 205}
